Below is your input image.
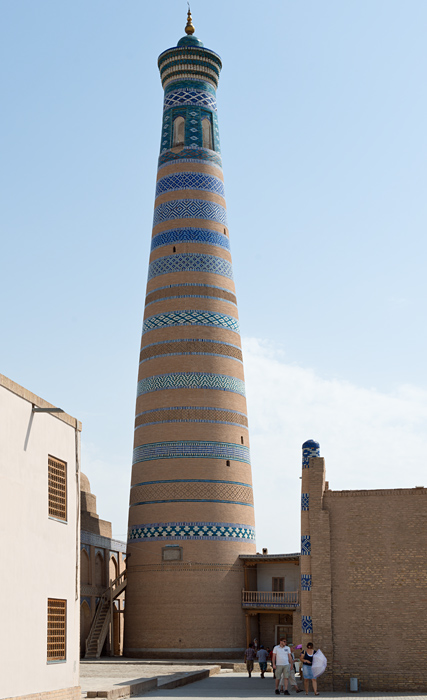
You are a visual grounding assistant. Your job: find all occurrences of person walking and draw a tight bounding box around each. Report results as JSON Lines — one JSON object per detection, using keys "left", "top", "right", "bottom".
{"left": 272, "top": 637, "right": 293, "bottom": 695}
{"left": 256, "top": 644, "right": 269, "bottom": 678}
{"left": 300, "top": 643, "right": 319, "bottom": 695}
{"left": 244, "top": 642, "right": 257, "bottom": 678}
{"left": 287, "top": 646, "right": 304, "bottom": 693}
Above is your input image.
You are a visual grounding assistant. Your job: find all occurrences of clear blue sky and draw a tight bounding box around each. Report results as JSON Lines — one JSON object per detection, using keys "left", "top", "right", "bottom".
{"left": 1, "top": 1, "right": 426, "bottom": 551}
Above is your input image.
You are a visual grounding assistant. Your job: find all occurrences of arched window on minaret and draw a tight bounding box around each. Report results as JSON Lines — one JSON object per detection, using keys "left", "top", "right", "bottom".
{"left": 172, "top": 116, "right": 185, "bottom": 147}
{"left": 202, "top": 117, "right": 213, "bottom": 149}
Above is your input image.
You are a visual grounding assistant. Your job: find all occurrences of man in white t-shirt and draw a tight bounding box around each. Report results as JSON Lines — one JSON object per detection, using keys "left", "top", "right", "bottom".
{"left": 272, "top": 637, "right": 293, "bottom": 695}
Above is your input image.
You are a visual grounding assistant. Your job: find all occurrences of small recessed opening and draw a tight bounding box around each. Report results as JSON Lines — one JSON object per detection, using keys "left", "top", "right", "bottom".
{"left": 241, "top": 436, "right": 244, "bottom": 444}
{"left": 173, "top": 246, "right": 176, "bottom": 253}
{"left": 226, "top": 460, "right": 230, "bottom": 466}
{"left": 224, "top": 227, "right": 227, "bottom": 236}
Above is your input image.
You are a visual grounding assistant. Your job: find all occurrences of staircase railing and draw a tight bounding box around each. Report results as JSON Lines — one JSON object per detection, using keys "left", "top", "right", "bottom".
{"left": 84, "top": 570, "right": 127, "bottom": 658}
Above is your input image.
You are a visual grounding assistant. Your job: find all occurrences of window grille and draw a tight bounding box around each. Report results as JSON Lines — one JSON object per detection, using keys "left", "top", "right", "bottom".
{"left": 47, "top": 598, "right": 66, "bottom": 661}
{"left": 48, "top": 456, "right": 67, "bottom": 521}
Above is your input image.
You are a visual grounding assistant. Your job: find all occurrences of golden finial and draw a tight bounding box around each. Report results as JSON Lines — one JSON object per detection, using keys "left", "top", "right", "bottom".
{"left": 185, "top": 4, "right": 195, "bottom": 35}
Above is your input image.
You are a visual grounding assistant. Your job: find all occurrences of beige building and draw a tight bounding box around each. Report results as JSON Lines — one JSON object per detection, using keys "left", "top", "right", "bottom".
{"left": 0, "top": 375, "right": 81, "bottom": 700}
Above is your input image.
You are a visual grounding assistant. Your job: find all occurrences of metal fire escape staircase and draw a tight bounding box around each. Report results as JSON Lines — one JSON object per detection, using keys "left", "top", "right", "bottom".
{"left": 85, "top": 570, "right": 127, "bottom": 658}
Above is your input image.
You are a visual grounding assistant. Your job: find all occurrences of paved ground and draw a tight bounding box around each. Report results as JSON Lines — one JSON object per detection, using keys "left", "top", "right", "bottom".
{"left": 139, "top": 672, "right": 426, "bottom": 699}
{"left": 81, "top": 663, "right": 426, "bottom": 700}
{"left": 80, "top": 662, "right": 218, "bottom": 695}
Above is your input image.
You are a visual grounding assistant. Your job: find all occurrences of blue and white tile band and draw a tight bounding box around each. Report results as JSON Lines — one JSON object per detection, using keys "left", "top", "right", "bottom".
{"left": 153, "top": 200, "right": 227, "bottom": 226}
{"left": 156, "top": 173, "right": 225, "bottom": 198}
{"left": 132, "top": 440, "right": 251, "bottom": 465}
{"left": 301, "top": 493, "right": 309, "bottom": 511}
{"left": 151, "top": 228, "right": 230, "bottom": 252}
{"left": 142, "top": 310, "right": 239, "bottom": 334}
{"left": 137, "top": 373, "right": 245, "bottom": 397}
{"left": 301, "top": 574, "right": 312, "bottom": 591}
{"left": 302, "top": 616, "right": 313, "bottom": 634}
{"left": 148, "top": 254, "right": 233, "bottom": 281}
{"left": 128, "top": 521, "right": 255, "bottom": 542}
{"left": 163, "top": 89, "right": 217, "bottom": 112}
{"left": 301, "top": 535, "right": 311, "bottom": 555}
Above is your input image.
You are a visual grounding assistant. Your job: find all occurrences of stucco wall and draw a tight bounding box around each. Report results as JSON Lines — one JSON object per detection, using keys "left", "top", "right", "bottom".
{"left": 0, "top": 377, "right": 81, "bottom": 699}
{"left": 257, "top": 562, "right": 300, "bottom": 592}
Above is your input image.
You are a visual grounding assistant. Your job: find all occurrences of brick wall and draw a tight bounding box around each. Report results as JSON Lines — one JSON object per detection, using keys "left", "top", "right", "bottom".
{"left": 308, "top": 455, "right": 427, "bottom": 692}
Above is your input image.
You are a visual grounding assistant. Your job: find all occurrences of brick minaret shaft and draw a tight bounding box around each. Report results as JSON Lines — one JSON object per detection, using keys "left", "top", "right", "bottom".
{"left": 124, "top": 12, "right": 256, "bottom": 659}
{"left": 300, "top": 439, "right": 320, "bottom": 643}
{"left": 300, "top": 440, "right": 334, "bottom": 689}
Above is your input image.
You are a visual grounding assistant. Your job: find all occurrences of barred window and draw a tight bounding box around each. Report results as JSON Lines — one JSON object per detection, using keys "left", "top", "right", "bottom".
{"left": 48, "top": 456, "right": 67, "bottom": 521}
{"left": 47, "top": 598, "right": 66, "bottom": 661}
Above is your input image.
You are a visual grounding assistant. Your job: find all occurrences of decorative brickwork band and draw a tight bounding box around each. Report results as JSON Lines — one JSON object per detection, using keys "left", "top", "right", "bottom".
{"left": 145, "top": 283, "right": 236, "bottom": 306}
{"left": 301, "top": 535, "right": 311, "bottom": 555}
{"left": 302, "top": 615, "right": 313, "bottom": 634}
{"left": 137, "top": 373, "right": 245, "bottom": 396}
{"left": 151, "top": 228, "right": 230, "bottom": 252}
{"left": 301, "top": 574, "right": 312, "bottom": 591}
{"left": 139, "top": 340, "right": 243, "bottom": 365}
{"left": 156, "top": 173, "right": 225, "bottom": 198}
{"left": 302, "top": 439, "right": 320, "bottom": 468}
{"left": 132, "top": 440, "right": 250, "bottom": 465}
{"left": 148, "top": 253, "right": 233, "bottom": 281}
{"left": 142, "top": 310, "right": 239, "bottom": 334}
{"left": 158, "top": 147, "right": 222, "bottom": 168}
{"left": 301, "top": 493, "right": 309, "bottom": 511}
{"left": 128, "top": 521, "right": 255, "bottom": 542}
{"left": 135, "top": 406, "right": 248, "bottom": 428}
{"left": 129, "top": 479, "right": 253, "bottom": 506}
{"left": 153, "top": 199, "right": 227, "bottom": 226}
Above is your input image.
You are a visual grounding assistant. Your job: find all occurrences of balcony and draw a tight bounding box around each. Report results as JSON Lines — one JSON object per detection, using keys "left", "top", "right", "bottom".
{"left": 242, "top": 590, "right": 299, "bottom": 610}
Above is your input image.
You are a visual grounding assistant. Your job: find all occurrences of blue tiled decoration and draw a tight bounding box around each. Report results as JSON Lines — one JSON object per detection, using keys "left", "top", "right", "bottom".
{"left": 302, "top": 440, "right": 320, "bottom": 469}
{"left": 153, "top": 199, "right": 227, "bottom": 226}
{"left": 158, "top": 148, "right": 222, "bottom": 168}
{"left": 132, "top": 440, "right": 250, "bottom": 465}
{"left": 137, "top": 372, "right": 246, "bottom": 397}
{"left": 151, "top": 226, "right": 230, "bottom": 250}
{"left": 301, "top": 535, "right": 311, "bottom": 555}
{"left": 164, "top": 89, "right": 217, "bottom": 112}
{"left": 156, "top": 172, "right": 224, "bottom": 198}
{"left": 163, "top": 79, "right": 217, "bottom": 98}
{"left": 301, "top": 493, "right": 309, "bottom": 511}
{"left": 81, "top": 543, "right": 90, "bottom": 555}
{"left": 81, "top": 596, "right": 91, "bottom": 607}
{"left": 143, "top": 310, "right": 239, "bottom": 334}
{"left": 148, "top": 253, "right": 233, "bottom": 280}
{"left": 301, "top": 574, "right": 312, "bottom": 591}
{"left": 302, "top": 616, "right": 313, "bottom": 634}
{"left": 128, "top": 521, "right": 255, "bottom": 542}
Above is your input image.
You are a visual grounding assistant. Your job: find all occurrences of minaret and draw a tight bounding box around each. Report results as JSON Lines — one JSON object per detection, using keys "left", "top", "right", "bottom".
{"left": 300, "top": 439, "right": 320, "bottom": 644}
{"left": 124, "top": 11, "right": 256, "bottom": 659}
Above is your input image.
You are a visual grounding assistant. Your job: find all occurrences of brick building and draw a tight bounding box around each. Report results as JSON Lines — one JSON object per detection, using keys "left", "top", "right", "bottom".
{"left": 301, "top": 440, "right": 427, "bottom": 692}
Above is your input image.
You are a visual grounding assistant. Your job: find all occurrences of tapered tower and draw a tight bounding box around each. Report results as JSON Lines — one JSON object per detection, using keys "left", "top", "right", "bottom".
{"left": 124, "top": 12, "right": 256, "bottom": 659}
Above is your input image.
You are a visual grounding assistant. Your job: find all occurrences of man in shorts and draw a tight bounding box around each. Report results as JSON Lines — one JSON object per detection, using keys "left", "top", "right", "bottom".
{"left": 244, "top": 642, "right": 257, "bottom": 678}
{"left": 272, "top": 637, "right": 293, "bottom": 695}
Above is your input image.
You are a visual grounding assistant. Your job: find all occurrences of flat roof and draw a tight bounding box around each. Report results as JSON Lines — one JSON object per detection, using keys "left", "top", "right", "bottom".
{"left": 240, "top": 552, "right": 300, "bottom": 562}
{"left": 0, "top": 373, "right": 81, "bottom": 431}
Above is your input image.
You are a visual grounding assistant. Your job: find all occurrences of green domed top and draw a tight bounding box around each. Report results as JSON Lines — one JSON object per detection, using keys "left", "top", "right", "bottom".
{"left": 177, "top": 34, "right": 204, "bottom": 48}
